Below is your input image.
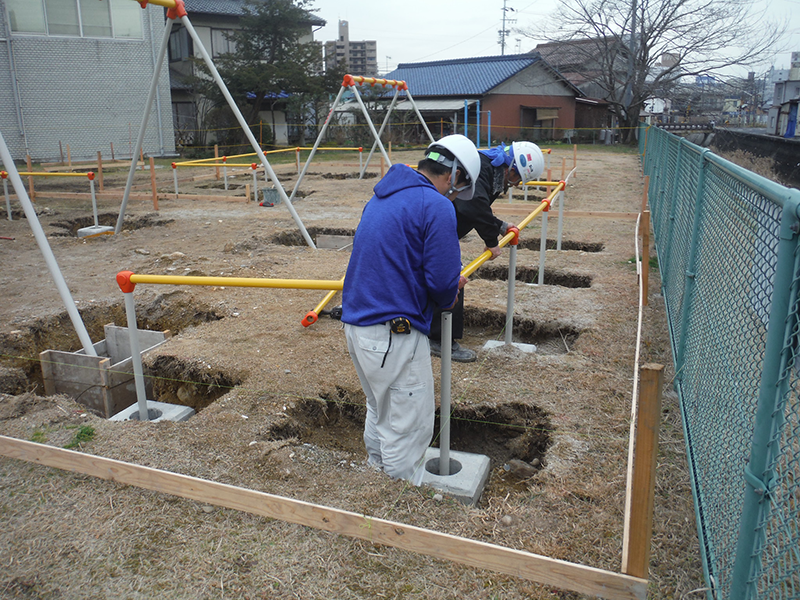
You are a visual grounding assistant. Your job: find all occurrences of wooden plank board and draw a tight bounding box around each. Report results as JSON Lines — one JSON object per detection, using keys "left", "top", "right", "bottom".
{"left": 0, "top": 435, "right": 647, "bottom": 600}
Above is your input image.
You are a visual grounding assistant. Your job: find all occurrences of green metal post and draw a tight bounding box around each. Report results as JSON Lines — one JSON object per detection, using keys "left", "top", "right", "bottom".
{"left": 729, "top": 196, "right": 800, "bottom": 600}
{"left": 674, "top": 149, "right": 711, "bottom": 378}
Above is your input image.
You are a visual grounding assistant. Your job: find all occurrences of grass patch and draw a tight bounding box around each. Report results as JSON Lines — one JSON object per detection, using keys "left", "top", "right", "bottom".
{"left": 64, "top": 425, "right": 95, "bottom": 449}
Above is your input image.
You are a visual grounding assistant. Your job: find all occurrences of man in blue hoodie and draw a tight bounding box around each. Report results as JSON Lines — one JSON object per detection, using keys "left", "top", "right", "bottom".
{"left": 342, "top": 135, "right": 480, "bottom": 485}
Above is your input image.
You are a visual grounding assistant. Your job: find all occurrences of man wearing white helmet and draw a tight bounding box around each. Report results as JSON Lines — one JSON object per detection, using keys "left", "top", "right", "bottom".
{"left": 342, "top": 134, "right": 480, "bottom": 485}
{"left": 429, "top": 140, "right": 544, "bottom": 362}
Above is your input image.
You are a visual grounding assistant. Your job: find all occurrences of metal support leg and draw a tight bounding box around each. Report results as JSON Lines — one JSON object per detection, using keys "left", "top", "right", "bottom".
{"left": 123, "top": 291, "right": 149, "bottom": 422}
{"left": 439, "top": 312, "right": 452, "bottom": 476}
{"left": 505, "top": 245, "right": 517, "bottom": 345}
{"left": 4, "top": 178, "right": 11, "bottom": 220}
{"left": 173, "top": 166, "right": 179, "bottom": 195}
{"left": 90, "top": 179, "right": 99, "bottom": 228}
{"left": 538, "top": 210, "right": 549, "bottom": 286}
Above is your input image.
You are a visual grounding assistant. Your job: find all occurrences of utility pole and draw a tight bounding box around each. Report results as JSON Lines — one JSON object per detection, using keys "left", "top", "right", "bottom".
{"left": 499, "top": 0, "right": 516, "bottom": 55}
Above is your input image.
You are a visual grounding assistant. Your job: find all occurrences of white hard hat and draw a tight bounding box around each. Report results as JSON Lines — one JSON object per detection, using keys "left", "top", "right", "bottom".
{"left": 425, "top": 134, "right": 481, "bottom": 200}
{"left": 511, "top": 141, "right": 545, "bottom": 183}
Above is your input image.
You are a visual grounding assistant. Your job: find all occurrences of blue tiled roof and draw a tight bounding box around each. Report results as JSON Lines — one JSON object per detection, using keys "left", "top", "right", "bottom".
{"left": 386, "top": 54, "right": 545, "bottom": 96}
{"left": 182, "top": 0, "right": 325, "bottom": 25}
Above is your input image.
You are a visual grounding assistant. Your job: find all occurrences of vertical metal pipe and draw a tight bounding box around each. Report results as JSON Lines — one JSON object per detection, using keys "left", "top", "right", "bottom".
{"left": 173, "top": 164, "right": 179, "bottom": 195}
{"left": 730, "top": 197, "right": 800, "bottom": 600}
{"left": 463, "top": 101, "right": 468, "bottom": 137}
{"left": 556, "top": 188, "right": 565, "bottom": 251}
{"left": 223, "top": 158, "right": 228, "bottom": 191}
{"left": 90, "top": 179, "right": 99, "bottom": 227}
{"left": 0, "top": 130, "right": 96, "bottom": 356}
{"left": 251, "top": 168, "right": 258, "bottom": 202}
{"left": 505, "top": 245, "right": 517, "bottom": 345}
{"left": 439, "top": 312, "right": 452, "bottom": 476}
{"left": 477, "top": 100, "right": 481, "bottom": 148}
{"left": 123, "top": 291, "right": 150, "bottom": 421}
{"left": 116, "top": 14, "right": 173, "bottom": 234}
{"left": 3, "top": 179, "right": 11, "bottom": 220}
{"left": 538, "top": 209, "right": 549, "bottom": 286}
{"left": 487, "top": 111, "right": 491, "bottom": 147}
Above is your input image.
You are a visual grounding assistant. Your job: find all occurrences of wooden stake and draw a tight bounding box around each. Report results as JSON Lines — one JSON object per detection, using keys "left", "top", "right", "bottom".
{"left": 0, "top": 434, "right": 648, "bottom": 600}
{"left": 149, "top": 156, "right": 158, "bottom": 210}
{"left": 561, "top": 157, "right": 566, "bottom": 180}
{"left": 214, "top": 144, "right": 220, "bottom": 181}
{"left": 25, "top": 154, "right": 34, "bottom": 202}
{"left": 97, "top": 151, "right": 104, "bottom": 192}
{"left": 67, "top": 144, "right": 72, "bottom": 171}
{"left": 622, "top": 363, "right": 664, "bottom": 579}
{"left": 139, "top": 147, "right": 145, "bottom": 170}
{"left": 388, "top": 141, "right": 392, "bottom": 161}
{"left": 59, "top": 141, "right": 64, "bottom": 165}
{"left": 245, "top": 183, "right": 251, "bottom": 202}
{"left": 110, "top": 141, "right": 115, "bottom": 161}
{"left": 640, "top": 175, "right": 650, "bottom": 214}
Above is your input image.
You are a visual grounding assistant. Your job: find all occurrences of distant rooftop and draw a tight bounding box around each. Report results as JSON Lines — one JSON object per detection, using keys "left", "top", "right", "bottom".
{"left": 182, "top": 0, "right": 325, "bottom": 26}
{"left": 385, "top": 53, "right": 581, "bottom": 97}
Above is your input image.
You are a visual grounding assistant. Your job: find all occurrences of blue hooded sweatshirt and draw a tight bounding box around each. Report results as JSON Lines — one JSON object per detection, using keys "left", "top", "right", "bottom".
{"left": 342, "top": 164, "right": 462, "bottom": 335}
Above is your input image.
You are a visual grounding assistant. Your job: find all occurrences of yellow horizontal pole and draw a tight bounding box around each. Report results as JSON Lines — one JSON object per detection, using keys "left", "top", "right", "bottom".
{"left": 461, "top": 182, "right": 563, "bottom": 279}
{"left": 138, "top": 0, "right": 177, "bottom": 8}
{"left": 522, "top": 180, "right": 562, "bottom": 187}
{"left": 302, "top": 275, "right": 346, "bottom": 327}
{"left": 17, "top": 171, "right": 92, "bottom": 178}
{"left": 128, "top": 273, "right": 344, "bottom": 290}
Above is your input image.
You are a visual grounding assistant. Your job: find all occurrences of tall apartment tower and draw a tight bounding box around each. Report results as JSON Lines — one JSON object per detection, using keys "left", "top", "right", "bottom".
{"left": 324, "top": 20, "right": 378, "bottom": 77}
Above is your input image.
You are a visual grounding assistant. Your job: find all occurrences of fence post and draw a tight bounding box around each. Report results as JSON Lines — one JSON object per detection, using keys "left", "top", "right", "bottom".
{"left": 641, "top": 210, "right": 650, "bottom": 307}
{"left": 622, "top": 363, "right": 664, "bottom": 578}
{"left": 674, "top": 149, "right": 711, "bottom": 375}
{"left": 25, "top": 154, "right": 34, "bottom": 202}
{"left": 729, "top": 196, "right": 800, "bottom": 600}
{"left": 97, "top": 151, "right": 104, "bottom": 192}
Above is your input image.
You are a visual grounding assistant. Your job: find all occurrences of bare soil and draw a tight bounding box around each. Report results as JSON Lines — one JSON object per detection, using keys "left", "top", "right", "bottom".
{"left": 0, "top": 146, "right": 703, "bottom": 599}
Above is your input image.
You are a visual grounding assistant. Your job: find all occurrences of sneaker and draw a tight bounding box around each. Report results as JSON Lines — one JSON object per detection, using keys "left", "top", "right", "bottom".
{"left": 429, "top": 340, "right": 477, "bottom": 363}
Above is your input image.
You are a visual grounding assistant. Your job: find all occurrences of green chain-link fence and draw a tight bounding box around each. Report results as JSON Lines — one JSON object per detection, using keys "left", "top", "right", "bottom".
{"left": 640, "top": 123, "right": 800, "bottom": 600}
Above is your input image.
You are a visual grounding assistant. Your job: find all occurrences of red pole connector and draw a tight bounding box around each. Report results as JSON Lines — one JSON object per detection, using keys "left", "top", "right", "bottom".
{"left": 251, "top": 163, "right": 257, "bottom": 170}
{"left": 87, "top": 172, "right": 95, "bottom": 181}
{"left": 172, "top": 162, "right": 177, "bottom": 169}
{"left": 116, "top": 271, "right": 136, "bottom": 293}
{"left": 301, "top": 311, "right": 318, "bottom": 327}
{"left": 507, "top": 226, "right": 520, "bottom": 246}
{"left": 1, "top": 171, "right": 8, "bottom": 179}
{"left": 166, "top": 0, "right": 187, "bottom": 20}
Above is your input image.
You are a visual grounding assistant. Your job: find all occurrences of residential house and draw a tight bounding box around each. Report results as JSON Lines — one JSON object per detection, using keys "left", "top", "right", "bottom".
{"left": 368, "top": 53, "right": 582, "bottom": 145}
{"left": 169, "top": 0, "right": 325, "bottom": 146}
{"left": 1, "top": 0, "right": 175, "bottom": 162}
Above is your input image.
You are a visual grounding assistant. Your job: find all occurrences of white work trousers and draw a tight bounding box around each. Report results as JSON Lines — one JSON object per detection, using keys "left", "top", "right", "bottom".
{"left": 345, "top": 322, "right": 434, "bottom": 486}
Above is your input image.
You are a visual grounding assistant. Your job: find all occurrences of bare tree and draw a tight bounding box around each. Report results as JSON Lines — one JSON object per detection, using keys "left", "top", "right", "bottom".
{"left": 518, "top": 0, "right": 786, "bottom": 141}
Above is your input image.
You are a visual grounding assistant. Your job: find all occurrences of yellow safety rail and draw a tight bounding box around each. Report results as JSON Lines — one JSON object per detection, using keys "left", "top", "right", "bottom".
{"left": 461, "top": 181, "right": 564, "bottom": 278}
{"left": 175, "top": 147, "right": 363, "bottom": 167}
{"left": 118, "top": 271, "right": 343, "bottom": 292}
{"left": 302, "top": 276, "right": 345, "bottom": 327}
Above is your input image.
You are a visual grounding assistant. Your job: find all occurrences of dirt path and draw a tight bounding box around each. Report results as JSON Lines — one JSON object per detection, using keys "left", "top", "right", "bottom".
{"left": 0, "top": 146, "right": 702, "bottom": 599}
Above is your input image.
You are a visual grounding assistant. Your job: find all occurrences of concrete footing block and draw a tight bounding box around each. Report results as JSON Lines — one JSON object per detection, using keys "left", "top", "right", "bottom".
{"left": 77, "top": 225, "right": 114, "bottom": 238}
{"left": 420, "top": 447, "right": 491, "bottom": 506}
{"left": 482, "top": 340, "right": 537, "bottom": 353}
{"left": 110, "top": 400, "right": 195, "bottom": 423}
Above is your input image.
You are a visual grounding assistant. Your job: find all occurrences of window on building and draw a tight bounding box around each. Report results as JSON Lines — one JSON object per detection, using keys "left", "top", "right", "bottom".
{"left": 6, "top": 0, "right": 142, "bottom": 39}
{"left": 169, "top": 27, "right": 192, "bottom": 62}
{"left": 211, "top": 29, "right": 237, "bottom": 58}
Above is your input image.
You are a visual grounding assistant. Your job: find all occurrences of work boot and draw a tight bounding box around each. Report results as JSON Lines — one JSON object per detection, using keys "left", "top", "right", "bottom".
{"left": 429, "top": 340, "right": 477, "bottom": 363}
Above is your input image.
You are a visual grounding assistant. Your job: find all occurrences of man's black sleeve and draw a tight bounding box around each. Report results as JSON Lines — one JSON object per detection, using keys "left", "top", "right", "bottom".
{"left": 454, "top": 159, "right": 506, "bottom": 247}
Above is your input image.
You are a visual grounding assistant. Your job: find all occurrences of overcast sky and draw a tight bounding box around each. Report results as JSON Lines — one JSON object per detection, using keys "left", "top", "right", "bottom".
{"left": 311, "top": 0, "right": 799, "bottom": 77}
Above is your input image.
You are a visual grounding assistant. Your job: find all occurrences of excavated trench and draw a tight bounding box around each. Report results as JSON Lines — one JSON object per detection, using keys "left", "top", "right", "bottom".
{"left": 471, "top": 264, "right": 592, "bottom": 288}
{"left": 464, "top": 307, "right": 581, "bottom": 353}
{"left": 263, "top": 387, "right": 552, "bottom": 473}
{"left": 49, "top": 212, "right": 174, "bottom": 237}
{"left": 0, "top": 291, "right": 223, "bottom": 397}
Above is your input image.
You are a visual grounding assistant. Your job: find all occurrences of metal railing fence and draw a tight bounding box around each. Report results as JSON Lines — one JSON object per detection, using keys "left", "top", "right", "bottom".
{"left": 639, "top": 123, "right": 800, "bottom": 600}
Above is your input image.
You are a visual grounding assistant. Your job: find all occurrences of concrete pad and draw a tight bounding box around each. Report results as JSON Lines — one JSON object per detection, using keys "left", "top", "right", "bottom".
{"left": 77, "top": 225, "right": 114, "bottom": 238}
{"left": 483, "top": 340, "right": 537, "bottom": 353}
{"left": 110, "top": 400, "right": 195, "bottom": 423}
{"left": 420, "top": 447, "right": 491, "bottom": 506}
